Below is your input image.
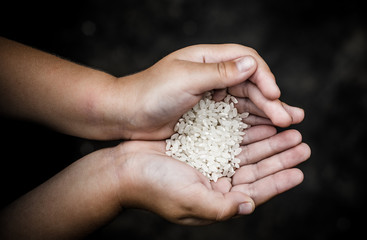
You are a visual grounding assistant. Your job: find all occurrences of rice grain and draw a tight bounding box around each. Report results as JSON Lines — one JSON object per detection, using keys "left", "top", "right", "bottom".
{"left": 165, "top": 92, "right": 249, "bottom": 182}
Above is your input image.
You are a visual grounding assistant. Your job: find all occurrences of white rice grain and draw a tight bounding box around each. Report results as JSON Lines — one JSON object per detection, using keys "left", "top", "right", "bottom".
{"left": 165, "top": 91, "right": 249, "bottom": 182}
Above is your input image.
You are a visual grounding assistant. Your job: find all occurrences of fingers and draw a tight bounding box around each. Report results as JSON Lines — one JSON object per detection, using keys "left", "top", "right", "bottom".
{"left": 231, "top": 168, "right": 304, "bottom": 206}
{"left": 211, "top": 88, "right": 228, "bottom": 101}
{"left": 231, "top": 131, "right": 311, "bottom": 206}
{"left": 204, "top": 44, "right": 281, "bottom": 100}
{"left": 176, "top": 180, "right": 258, "bottom": 224}
{"left": 235, "top": 97, "right": 267, "bottom": 118}
{"left": 233, "top": 143, "right": 311, "bottom": 185}
{"left": 243, "top": 115, "right": 273, "bottom": 126}
{"left": 211, "top": 177, "right": 232, "bottom": 193}
{"left": 239, "top": 101, "right": 305, "bottom": 126}
{"left": 238, "top": 129, "right": 303, "bottom": 166}
{"left": 178, "top": 55, "right": 258, "bottom": 95}
{"left": 241, "top": 125, "right": 277, "bottom": 145}
{"left": 181, "top": 130, "right": 310, "bottom": 221}
{"left": 281, "top": 102, "right": 305, "bottom": 125}
{"left": 185, "top": 189, "right": 255, "bottom": 222}
{"left": 165, "top": 44, "right": 304, "bottom": 128}
{"left": 230, "top": 82, "right": 293, "bottom": 127}
{"left": 249, "top": 68, "right": 280, "bottom": 100}
{"left": 237, "top": 82, "right": 305, "bottom": 127}
{"left": 172, "top": 44, "right": 280, "bottom": 99}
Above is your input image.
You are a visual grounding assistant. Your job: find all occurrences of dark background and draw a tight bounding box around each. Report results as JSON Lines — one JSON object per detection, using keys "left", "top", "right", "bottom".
{"left": 1, "top": 0, "right": 366, "bottom": 239}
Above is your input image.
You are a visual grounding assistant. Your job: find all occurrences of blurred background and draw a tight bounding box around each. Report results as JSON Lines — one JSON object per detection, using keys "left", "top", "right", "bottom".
{"left": 1, "top": 0, "right": 366, "bottom": 239}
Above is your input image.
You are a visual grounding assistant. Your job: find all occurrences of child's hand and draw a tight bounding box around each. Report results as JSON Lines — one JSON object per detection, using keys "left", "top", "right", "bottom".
{"left": 100, "top": 44, "right": 304, "bottom": 140}
{"left": 114, "top": 127, "right": 310, "bottom": 224}
{"left": 0, "top": 39, "right": 303, "bottom": 140}
{"left": 0, "top": 125, "right": 310, "bottom": 238}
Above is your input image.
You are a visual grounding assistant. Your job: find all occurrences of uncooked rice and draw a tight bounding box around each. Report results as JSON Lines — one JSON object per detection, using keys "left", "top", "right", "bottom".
{"left": 165, "top": 91, "right": 249, "bottom": 182}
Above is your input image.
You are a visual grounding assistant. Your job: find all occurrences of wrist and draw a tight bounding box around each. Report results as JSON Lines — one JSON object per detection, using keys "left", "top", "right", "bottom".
{"left": 109, "top": 142, "right": 138, "bottom": 207}
{"left": 90, "top": 75, "right": 138, "bottom": 140}
{"left": 110, "top": 141, "right": 157, "bottom": 209}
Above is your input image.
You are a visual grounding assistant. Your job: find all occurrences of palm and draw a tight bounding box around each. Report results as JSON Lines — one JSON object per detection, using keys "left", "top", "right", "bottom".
{"left": 123, "top": 126, "right": 310, "bottom": 225}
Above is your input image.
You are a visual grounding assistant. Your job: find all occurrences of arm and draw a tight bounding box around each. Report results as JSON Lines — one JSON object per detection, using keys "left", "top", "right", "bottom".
{"left": 0, "top": 37, "right": 119, "bottom": 139}
{"left": 0, "top": 147, "right": 121, "bottom": 240}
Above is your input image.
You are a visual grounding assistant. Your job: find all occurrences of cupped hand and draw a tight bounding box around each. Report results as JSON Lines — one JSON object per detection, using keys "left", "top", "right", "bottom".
{"left": 103, "top": 44, "right": 303, "bottom": 140}
{"left": 113, "top": 126, "right": 310, "bottom": 225}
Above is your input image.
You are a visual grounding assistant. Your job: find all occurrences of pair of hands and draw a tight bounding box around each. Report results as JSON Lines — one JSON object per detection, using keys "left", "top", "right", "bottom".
{"left": 0, "top": 39, "right": 311, "bottom": 239}
{"left": 100, "top": 44, "right": 310, "bottom": 224}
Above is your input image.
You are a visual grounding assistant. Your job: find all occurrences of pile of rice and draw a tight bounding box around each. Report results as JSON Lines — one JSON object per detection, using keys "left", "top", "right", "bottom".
{"left": 165, "top": 92, "right": 249, "bottom": 182}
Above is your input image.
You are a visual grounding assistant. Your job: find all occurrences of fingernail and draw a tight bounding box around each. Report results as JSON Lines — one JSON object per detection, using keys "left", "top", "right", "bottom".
{"left": 238, "top": 202, "right": 254, "bottom": 215}
{"left": 235, "top": 56, "right": 255, "bottom": 72}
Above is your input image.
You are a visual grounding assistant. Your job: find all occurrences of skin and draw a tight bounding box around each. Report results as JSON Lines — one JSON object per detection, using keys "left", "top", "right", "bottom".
{"left": 0, "top": 37, "right": 303, "bottom": 140}
{"left": 0, "top": 37, "right": 311, "bottom": 239}
{"left": 0, "top": 127, "right": 310, "bottom": 239}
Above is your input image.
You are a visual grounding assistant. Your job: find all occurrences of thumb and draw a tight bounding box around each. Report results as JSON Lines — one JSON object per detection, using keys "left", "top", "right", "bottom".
{"left": 193, "top": 190, "right": 255, "bottom": 221}
{"left": 184, "top": 55, "right": 257, "bottom": 94}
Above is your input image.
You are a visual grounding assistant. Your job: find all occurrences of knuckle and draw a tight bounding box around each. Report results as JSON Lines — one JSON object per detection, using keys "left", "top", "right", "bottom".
{"left": 239, "top": 145, "right": 250, "bottom": 165}
{"left": 216, "top": 61, "right": 229, "bottom": 83}
{"left": 247, "top": 184, "right": 257, "bottom": 199}
{"left": 215, "top": 204, "right": 232, "bottom": 221}
{"left": 216, "top": 61, "right": 238, "bottom": 86}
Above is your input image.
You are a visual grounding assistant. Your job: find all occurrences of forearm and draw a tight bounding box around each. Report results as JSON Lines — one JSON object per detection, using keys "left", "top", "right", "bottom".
{"left": 0, "top": 147, "right": 122, "bottom": 240}
{"left": 0, "top": 37, "right": 126, "bottom": 139}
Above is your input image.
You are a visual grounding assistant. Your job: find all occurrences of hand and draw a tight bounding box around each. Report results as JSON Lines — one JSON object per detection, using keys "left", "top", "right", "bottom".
{"left": 0, "top": 39, "right": 303, "bottom": 141}
{"left": 0, "top": 126, "right": 310, "bottom": 239}
{"left": 114, "top": 127, "right": 310, "bottom": 225}
{"left": 101, "top": 44, "right": 304, "bottom": 140}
